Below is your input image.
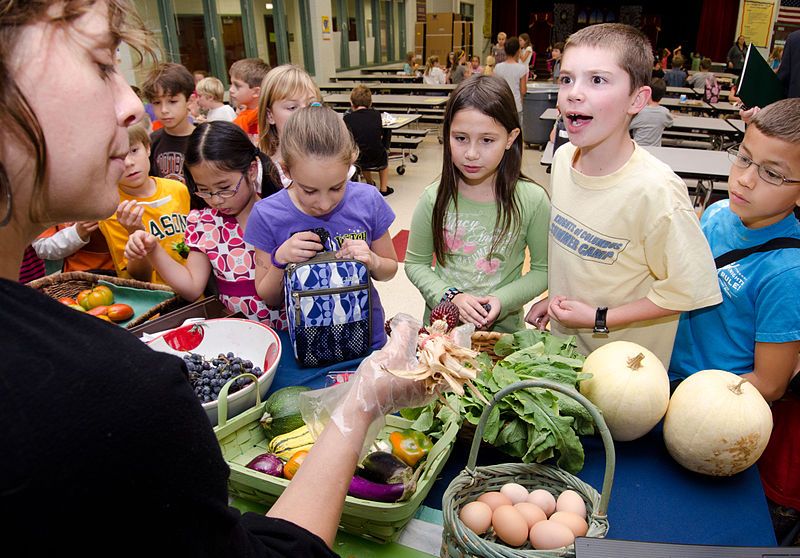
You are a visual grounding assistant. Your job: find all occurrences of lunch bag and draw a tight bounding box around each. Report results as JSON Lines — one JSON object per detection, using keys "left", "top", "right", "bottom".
{"left": 703, "top": 75, "right": 721, "bottom": 104}
{"left": 284, "top": 233, "right": 372, "bottom": 367}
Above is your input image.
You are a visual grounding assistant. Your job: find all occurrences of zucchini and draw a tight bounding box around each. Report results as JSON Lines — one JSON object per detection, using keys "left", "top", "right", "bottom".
{"left": 260, "top": 386, "right": 310, "bottom": 439}
{"left": 268, "top": 424, "right": 315, "bottom": 460}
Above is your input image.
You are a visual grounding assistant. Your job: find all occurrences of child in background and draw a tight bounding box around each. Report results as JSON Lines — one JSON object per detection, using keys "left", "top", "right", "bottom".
{"left": 769, "top": 45, "right": 784, "bottom": 71}
{"left": 33, "top": 222, "right": 113, "bottom": 274}
{"left": 663, "top": 55, "right": 688, "bottom": 87}
{"left": 246, "top": 106, "right": 398, "bottom": 349}
{"left": 494, "top": 37, "right": 529, "bottom": 126}
{"left": 687, "top": 57, "right": 715, "bottom": 88}
{"left": 690, "top": 51, "right": 701, "bottom": 72}
{"left": 669, "top": 98, "right": 800, "bottom": 400}
{"left": 423, "top": 55, "right": 446, "bottom": 84}
{"left": 493, "top": 32, "right": 508, "bottom": 64}
{"left": 402, "top": 51, "right": 416, "bottom": 75}
{"left": 629, "top": 77, "right": 673, "bottom": 146}
{"left": 258, "top": 64, "right": 321, "bottom": 187}
{"left": 483, "top": 55, "right": 496, "bottom": 77}
{"left": 196, "top": 77, "right": 236, "bottom": 122}
{"left": 344, "top": 85, "right": 393, "bottom": 196}
{"left": 468, "top": 55, "right": 483, "bottom": 77}
{"left": 125, "top": 121, "right": 285, "bottom": 326}
{"left": 449, "top": 49, "right": 468, "bottom": 85}
{"left": 549, "top": 42, "right": 563, "bottom": 83}
{"left": 230, "top": 57, "right": 271, "bottom": 141}
{"left": 143, "top": 62, "right": 196, "bottom": 183}
{"left": 99, "top": 124, "right": 190, "bottom": 284}
{"left": 525, "top": 23, "right": 721, "bottom": 368}
{"left": 405, "top": 76, "right": 549, "bottom": 332}
{"left": 519, "top": 33, "right": 536, "bottom": 79}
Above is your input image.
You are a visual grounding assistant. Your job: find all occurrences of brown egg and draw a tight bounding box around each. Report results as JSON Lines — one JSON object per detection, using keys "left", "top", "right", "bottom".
{"left": 513, "top": 502, "right": 547, "bottom": 529}
{"left": 477, "top": 491, "right": 513, "bottom": 511}
{"left": 549, "top": 511, "right": 589, "bottom": 537}
{"left": 529, "top": 519, "right": 576, "bottom": 550}
{"left": 556, "top": 489, "right": 587, "bottom": 519}
{"left": 500, "top": 482, "right": 529, "bottom": 504}
{"left": 459, "top": 501, "right": 493, "bottom": 535}
{"left": 526, "top": 489, "right": 556, "bottom": 516}
{"left": 492, "top": 505, "right": 529, "bottom": 547}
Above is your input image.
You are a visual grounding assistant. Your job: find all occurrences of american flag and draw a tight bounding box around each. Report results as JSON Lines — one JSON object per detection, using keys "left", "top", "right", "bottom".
{"left": 778, "top": 0, "right": 800, "bottom": 26}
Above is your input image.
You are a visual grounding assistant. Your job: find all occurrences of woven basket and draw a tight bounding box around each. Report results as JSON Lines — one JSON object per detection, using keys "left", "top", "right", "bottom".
{"left": 471, "top": 330, "right": 504, "bottom": 364}
{"left": 27, "top": 271, "right": 181, "bottom": 329}
{"left": 214, "top": 379, "right": 460, "bottom": 544}
{"left": 441, "top": 380, "right": 615, "bottom": 558}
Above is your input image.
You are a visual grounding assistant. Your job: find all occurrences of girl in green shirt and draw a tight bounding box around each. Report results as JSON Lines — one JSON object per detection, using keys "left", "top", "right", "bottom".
{"left": 405, "top": 76, "right": 549, "bottom": 332}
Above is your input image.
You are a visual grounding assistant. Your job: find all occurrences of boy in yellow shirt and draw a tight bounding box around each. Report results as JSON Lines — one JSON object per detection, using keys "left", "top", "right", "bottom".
{"left": 99, "top": 124, "right": 191, "bottom": 284}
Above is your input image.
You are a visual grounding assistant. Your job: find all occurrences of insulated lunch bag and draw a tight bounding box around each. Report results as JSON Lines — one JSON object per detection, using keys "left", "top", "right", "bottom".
{"left": 284, "top": 231, "right": 372, "bottom": 367}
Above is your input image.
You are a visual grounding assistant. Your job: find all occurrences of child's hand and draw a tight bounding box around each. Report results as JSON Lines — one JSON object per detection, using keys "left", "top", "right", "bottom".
{"left": 75, "top": 221, "right": 99, "bottom": 241}
{"left": 452, "top": 293, "right": 493, "bottom": 329}
{"left": 116, "top": 200, "right": 145, "bottom": 234}
{"left": 477, "top": 295, "right": 501, "bottom": 329}
{"left": 548, "top": 296, "right": 595, "bottom": 329}
{"left": 336, "top": 239, "right": 376, "bottom": 270}
{"left": 525, "top": 297, "right": 550, "bottom": 330}
{"left": 273, "top": 231, "right": 323, "bottom": 267}
{"left": 739, "top": 106, "right": 760, "bottom": 124}
{"left": 124, "top": 230, "right": 158, "bottom": 260}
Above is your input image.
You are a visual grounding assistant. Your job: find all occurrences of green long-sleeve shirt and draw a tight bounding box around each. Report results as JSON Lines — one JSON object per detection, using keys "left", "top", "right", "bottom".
{"left": 404, "top": 180, "right": 550, "bottom": 332}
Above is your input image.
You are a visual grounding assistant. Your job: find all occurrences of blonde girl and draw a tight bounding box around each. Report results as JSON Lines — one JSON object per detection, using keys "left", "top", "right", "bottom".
{"left": 483, "top": 55, "right": 496, "bottom": 76}
{"left": 423, "top": 55, "right": 446, "bottom": 85}
{"left": 257, "top": 64, "right": 321, "bottom": 187}
{"left": 404, "top": 76, "right": 549, "bottom": 332}
{"left": 246, "top": 106, "right": 398, "bottom": 349}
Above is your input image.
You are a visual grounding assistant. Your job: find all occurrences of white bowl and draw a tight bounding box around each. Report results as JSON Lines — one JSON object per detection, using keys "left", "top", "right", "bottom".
{"left": 146, "top": 318, "right": 281, "bottom": 425}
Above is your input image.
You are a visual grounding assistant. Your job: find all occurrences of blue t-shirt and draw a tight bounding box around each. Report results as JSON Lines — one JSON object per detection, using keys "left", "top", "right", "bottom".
{"left": 244, "top": 181, "right": 395, "bottom": 349}
{"left": 670, "top": 201, "right": 800, "bottom": 380}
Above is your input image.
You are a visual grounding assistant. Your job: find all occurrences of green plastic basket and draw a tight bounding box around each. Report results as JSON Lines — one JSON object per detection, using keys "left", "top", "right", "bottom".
{"left": 441, "top": 379, "right": 615, "bottom": 558}
{"left": 214, "top": 379, "right": 459, "bottom": 543}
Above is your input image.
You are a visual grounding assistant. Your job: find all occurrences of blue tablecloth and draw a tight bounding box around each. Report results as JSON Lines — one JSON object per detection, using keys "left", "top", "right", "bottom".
{"left": 268, "top": 332, "right": 777, "bottom": 547}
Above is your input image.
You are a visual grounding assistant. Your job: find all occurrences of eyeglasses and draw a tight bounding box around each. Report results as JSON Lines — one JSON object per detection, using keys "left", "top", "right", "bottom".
{"left": 195, "top": 172, "right": 246, "bottom": 200}
{"left": 727, "top": 147, "right": 800, "bottom": 187}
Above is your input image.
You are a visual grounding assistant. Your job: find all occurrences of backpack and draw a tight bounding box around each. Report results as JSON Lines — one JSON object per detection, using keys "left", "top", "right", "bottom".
{"left": 703, "top": 75, "right": 721, "bottom": 104}
{"left": 284, "top": 229, "right": 372, "bottom": 367}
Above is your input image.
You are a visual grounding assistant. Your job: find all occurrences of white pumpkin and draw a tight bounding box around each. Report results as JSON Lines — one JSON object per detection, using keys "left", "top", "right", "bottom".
{"left": 580, "top": 341, "right": 670, "bottom": 441}
{"left": 663, "top": 370, "right": 772, "bottom": 476}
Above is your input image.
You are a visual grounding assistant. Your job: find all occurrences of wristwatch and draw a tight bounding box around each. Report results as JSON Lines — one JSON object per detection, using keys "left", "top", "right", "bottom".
{"left": 441, "top": 287, "right": 462, "bottom": 303}
{"left": 593, "top": 307, "right": 609, "bottom": 334}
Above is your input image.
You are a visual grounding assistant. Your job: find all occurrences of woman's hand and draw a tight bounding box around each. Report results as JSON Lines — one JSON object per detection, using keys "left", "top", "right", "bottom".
{"left": 525, "top": 297, "right": 550, "bottom": 330}
{"left": 124, "top": 230, "right": 158, "bottom": 260}
{"left": 116, "top": 200, "right": 145, "bottom": 234}
{"left": 548, "top": 296, "right": 594, "bottom": 329}
{"left": 273, "top": 231, "right": 323, "bottom": 267}
{"left": 336, "top": 239, "right": 377, "bottom": 270}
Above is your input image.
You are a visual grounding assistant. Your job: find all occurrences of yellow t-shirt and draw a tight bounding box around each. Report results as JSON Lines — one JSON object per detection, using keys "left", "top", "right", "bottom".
{"left": 99, "top": 177, "right": 191, "bottom": 284}
{"left": 547, "top": 143, "right": 722, "bottom": 368}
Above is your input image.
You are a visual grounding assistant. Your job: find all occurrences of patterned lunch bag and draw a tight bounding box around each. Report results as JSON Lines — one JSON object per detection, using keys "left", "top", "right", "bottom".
{"left": 284, "top": 233, "right": 372, "bottom": 367}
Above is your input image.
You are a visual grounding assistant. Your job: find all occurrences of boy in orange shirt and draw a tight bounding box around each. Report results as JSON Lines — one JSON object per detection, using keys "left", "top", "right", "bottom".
{"left": 230, "top": 58, "right": 271, "bottom": 142}
{"left": 98, "top": 124, "right": 190, "bottom": 284}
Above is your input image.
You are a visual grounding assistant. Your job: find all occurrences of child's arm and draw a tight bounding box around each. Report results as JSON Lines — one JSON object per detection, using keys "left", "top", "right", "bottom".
{"left": 125, "top": 230, "right": 210, "bottom": 301}
{"left": 32, "top": 223, "right": 92, "bottom": 260}
{"left": 742, "top": 341, "right": 800, "bottom": 402}
{"left": 548, "top": 296, "right": 679, "bottom": 329}
{"left": 116, "top": 200, "right": 150, "bottom": 281}
{"left": 404, "top": 195, "right": 454, "bottom": 308}
{"left": 253, "top": 232, "right": 324, "bottom": 306}
{"left": 336, "top": 232, "right": 397, "bottom": 281}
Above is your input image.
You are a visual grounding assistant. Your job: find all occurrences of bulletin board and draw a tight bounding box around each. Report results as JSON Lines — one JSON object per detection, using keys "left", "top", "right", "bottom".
{"left": 739, "top": 0, "right": 775, "bottom": 48}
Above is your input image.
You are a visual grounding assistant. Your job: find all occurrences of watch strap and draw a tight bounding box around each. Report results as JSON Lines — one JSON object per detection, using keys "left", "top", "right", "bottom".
{"left": 593, "top": 306, "right": 609, "bottom": 334}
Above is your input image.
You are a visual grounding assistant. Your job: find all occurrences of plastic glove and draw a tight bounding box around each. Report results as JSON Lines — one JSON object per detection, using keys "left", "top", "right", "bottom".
{"left": 299, "top": 314, "right": 436, "bottom": 459}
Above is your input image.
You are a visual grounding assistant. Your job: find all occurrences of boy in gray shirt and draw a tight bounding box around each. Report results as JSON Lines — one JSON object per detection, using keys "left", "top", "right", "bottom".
{"left": 687, "top": 57, "right": 715, "bottom": 89}
{"left": 629, "top": 78, "right": 673, "bottom": 146}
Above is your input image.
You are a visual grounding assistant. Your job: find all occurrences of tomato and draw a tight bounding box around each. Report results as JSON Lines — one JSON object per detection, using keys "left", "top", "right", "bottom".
{"left": 67, "top": 304, "right": 86, "bottom": 312}
{"left": 58, "top": 297, "right": 77, "bottom": 305}
{"left": 283, "top": 450, "right": 308, "bottom": 480}
{"left": 163, "top": 323, "right": 205, "bottom": 351}
{"left": 96, "top": 315, "right": 112, "bottom": 322}
{"left": 107, "top": 303, "right": 134, "bottom": 322}
{"left": 79, "top": 285, "right": 114, "bottom": 310}
{"left": 76, "top": 289, "right": 91, "bottom": 308}
{"left": 87, "top": 305, "right": 109, "bottom": 316}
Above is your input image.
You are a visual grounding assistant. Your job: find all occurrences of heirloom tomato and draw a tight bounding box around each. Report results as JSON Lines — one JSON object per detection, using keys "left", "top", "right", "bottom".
{"left": 107, "top": 303, "right": 134, "bottom": 322}
{"left": 79, "top": 285, "right": 114, "bottom": 310}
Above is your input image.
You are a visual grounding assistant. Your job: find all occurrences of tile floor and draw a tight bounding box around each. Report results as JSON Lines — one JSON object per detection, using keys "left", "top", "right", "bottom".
{"left": 373, "top": 130, "right": 551, "bottom": 323}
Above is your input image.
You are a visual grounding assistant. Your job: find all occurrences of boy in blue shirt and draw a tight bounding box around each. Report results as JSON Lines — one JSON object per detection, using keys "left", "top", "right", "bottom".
{"left": 670, "top": 98, "right": 800, "bottom": 403}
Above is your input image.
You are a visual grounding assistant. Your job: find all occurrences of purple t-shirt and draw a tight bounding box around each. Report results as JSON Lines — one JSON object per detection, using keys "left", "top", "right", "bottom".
{"left": 244, "top": 180, "right": 395, "bottom": 349}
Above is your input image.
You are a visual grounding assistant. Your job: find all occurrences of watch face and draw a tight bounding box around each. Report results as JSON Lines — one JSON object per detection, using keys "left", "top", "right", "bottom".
{"left": 593, "top": 326, "right": 610, "bottom": 334}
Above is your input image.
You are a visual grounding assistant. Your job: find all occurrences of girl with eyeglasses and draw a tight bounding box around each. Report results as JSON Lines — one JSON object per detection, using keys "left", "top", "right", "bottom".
{"left": 125, "top": 120, "right": 286, "bottom": 327}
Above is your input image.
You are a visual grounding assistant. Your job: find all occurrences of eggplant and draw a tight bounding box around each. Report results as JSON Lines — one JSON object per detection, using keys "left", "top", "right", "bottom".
{"left": 359, "top": 451, "right": 413, "bottom": 485}
{"left": 245, "top": 453, "right": 284, "bottom": 478}
{"left": 348, "top": 475, "right": 414, "bottom": 503}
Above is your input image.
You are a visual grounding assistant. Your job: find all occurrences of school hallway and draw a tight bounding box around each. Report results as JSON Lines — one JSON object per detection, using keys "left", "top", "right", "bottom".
{"left": 375, "top": 132, "right": 552, "bottom": 322}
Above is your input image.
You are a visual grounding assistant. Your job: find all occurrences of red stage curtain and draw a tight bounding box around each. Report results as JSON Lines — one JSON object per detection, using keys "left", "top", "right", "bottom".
{"left": 696, "top": 0, "right": 740, "bottom": 63}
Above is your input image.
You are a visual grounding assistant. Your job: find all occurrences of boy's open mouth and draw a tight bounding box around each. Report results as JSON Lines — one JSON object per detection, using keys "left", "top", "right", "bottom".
{"left": 567, "top": 113, "right": 592, "bottom": 126}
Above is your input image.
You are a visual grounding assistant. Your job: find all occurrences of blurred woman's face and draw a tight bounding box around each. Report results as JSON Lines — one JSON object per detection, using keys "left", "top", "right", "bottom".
{"left": 7, "top": 0, "right": 142, "bottom": 225}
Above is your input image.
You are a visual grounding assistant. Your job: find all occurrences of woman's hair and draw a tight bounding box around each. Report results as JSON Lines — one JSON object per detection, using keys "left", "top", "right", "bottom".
{"left": 280, "top": 106, "right": 358, "bottom": 172}
{"left": 257, "top": 64, "right": 320, "bottom": 157}
{"left": 424, "top": 55, "right": 439, "bottom": 75}
{"left": 184, "top": 121, "right": 280, "bottom": 210}
{"left": 433, "top": 76, "right": 528, "bottom": 265}
{"left": 0, "top": 0, "right": 155, "bottom": 223}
